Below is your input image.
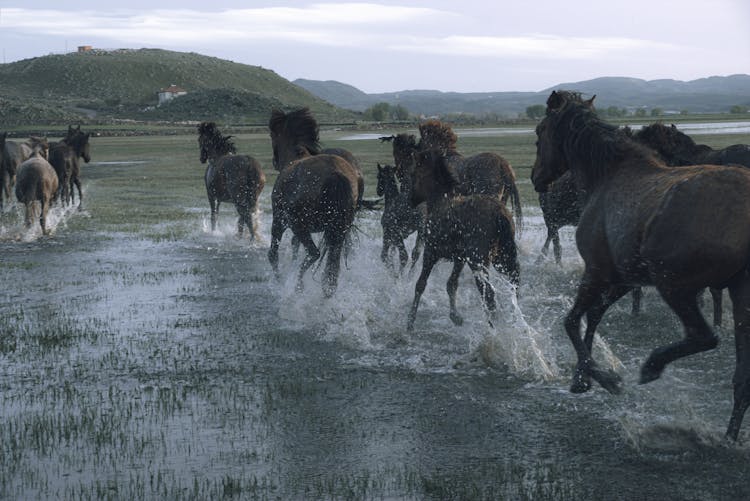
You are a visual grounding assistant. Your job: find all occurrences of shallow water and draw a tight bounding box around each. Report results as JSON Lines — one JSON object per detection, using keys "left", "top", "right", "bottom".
{"left": 1, "top": 182, "right": 749, "bottom": 500}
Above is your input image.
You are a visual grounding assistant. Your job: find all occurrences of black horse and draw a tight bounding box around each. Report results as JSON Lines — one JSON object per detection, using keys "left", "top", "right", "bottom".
{"left": 197, "top": 122, "right": 265, "bottom": 239}
{"left": 48, "top": 125, "right": 91, "bottom": 206}
{"left": 268, "top": 108, "right": 359, "bottom": 297}
{"left": 531, "top": 90, "right": 750, "bottom": 441}
{"left": 376, "top": 163, "right": 423, "bottom": 273}
{"left": 407, "top": 150, "right": 519, "bottom": 331}
{"left": 635, "top": 122, "right": 750, "bottom": 168}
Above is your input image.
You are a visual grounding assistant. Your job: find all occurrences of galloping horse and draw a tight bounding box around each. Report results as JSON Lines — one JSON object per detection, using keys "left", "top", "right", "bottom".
{"left": 15, "top": 138, "right": 58, "bottom": 234}
{"left": 635, "top": 122, "right": 750, "bottom": 168}
{"left": 376, "top": 163, "right": 423, "bottom": 273}
{"left": 531, "top": 90, "right": 750, "bottom": 441}
{"left": 197, "top": 122, "right": 265, "bottom": 239}
{"left": 48, "top": 125, "right": 91, "bottom": 206}
{"left": 267, "top": 108, "right": 359, "bottom": 297}
{"left": 407, "top": 150, "right": 519, "bottom": 332}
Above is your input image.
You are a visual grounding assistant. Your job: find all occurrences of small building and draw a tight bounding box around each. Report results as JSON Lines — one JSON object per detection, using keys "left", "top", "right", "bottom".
{"left": 157, "top": 84, "right": 188, "bottom": 105}
{"left": 77, "top": 46, "right": 93, "bottom": 53}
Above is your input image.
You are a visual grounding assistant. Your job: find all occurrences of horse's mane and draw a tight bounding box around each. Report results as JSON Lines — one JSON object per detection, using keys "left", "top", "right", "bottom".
{"left": 419, "top": 120, "right": 458, "bottom": 155}
{"left": 633, "top": 122, "right": 705, "bottom": 165}
{"left": 197, "top": 121, "right": 237, "bottom": 159}
{"left": 268, "top": 108, "right": 321, "bottom": 155}
{"left": 545, "top": 91, "right": 656, "bottom": 184}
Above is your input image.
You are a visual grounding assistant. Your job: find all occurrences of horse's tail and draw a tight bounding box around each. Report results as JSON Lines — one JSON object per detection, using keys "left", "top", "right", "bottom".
{"left": 321, "top": 172, "right": 356, "bottom": 249}
{"left": 503, "top": 175, "right": 523, "bottom": 237}
{"left": 493, "top": 207, "right": 520, "bottom": 287}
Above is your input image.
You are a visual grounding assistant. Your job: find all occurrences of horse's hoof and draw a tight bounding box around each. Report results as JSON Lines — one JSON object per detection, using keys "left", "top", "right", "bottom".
{"left": 450, "top": 312, "right": 464, "bottom": 326}
{"left": 639, "top": 363, "right": 663, "bottom": 385}
{"left": 570, "top": 374, "right": 591, "bottom": 394}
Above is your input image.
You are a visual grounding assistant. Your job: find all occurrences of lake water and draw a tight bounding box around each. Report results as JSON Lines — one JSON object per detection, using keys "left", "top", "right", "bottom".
{"left": 1, "top": 190, "right": 749, "bottom": 499}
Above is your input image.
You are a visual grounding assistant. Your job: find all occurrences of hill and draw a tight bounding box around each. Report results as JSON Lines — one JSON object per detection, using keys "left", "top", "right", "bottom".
{"left": 293, "top": 75, "right": 750, "bottom": 116}
{"left": 0, "top": 48, "right": 357, "bottom": 124}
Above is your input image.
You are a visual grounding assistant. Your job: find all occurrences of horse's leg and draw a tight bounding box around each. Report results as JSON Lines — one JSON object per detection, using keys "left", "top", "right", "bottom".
{"left": 322, "top": 235, "right": 344, "bottom": 298}
{"left": 631, "top": 287, "right": 642, "bottom": 315}
{"left": 711, "top": 287, "right": 723, "bottom": 327}
{"left": 566, "top": 277, "right": 623, "bottom": 394}
{"left": 381, "top": 235, "right": 392, "bottom": 270}
{"left": 396, "top": 239, "right": 409, "bottom": 275}
{"left": 267, "top": 217, "right": 285, "bottom": 278}
{"left": 726, "top": 273, "right": 750, "bottom": 440}
{"left": 291, "top": 235, "right": 300, "bottom": 261}
{"left": 552, "top": 228, "right": 562, "bottom": 265}
{"left": 294, "top": 230, "right": 321, "bottom": 294}
{"left": 40, "top": 198, "right": 48, "bottom": 235}
{"left": 72, "top": 177, "right": 82, "bottom": 207}
{"left": 469, "top": 261, "right": 497, "bottom": 325}
{"left": 640, "top": 287, "right": 718, "bottom": 384}
{"left": 583, "top": 285, "right": 634, "bottom": 352}
{"left": 536, "top": 229, "right": 553, "bottom": 264}
{"left": 447, "top": 260, "right": 466, "bottom": 326}
{"left": 208, "top": 195, "right": 218, "bottom": 232}
{"left": 409, "top": 229, "right": 423, "bottom": 273}
{"left": 407, "top": 252, "right": 438, "bottom": 332}
{"left": 235, "top": 204, "right": 246, "bottom": 238}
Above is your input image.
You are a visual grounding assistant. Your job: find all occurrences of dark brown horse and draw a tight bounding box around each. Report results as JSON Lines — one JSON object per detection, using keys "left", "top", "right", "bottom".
{"left": 407, "top": 149, "right": 519, "bottom": 332}
{"left": 536, "top": 170, "right": 584, "bottom": 264}
{"left": 376, "top": 163, "right": 423, "bottom": 273}
{"left": 48, "top": 125, "right": 91, "bottom": 206}
{"left": 268, "top": 108, "right": 359, "bottom": 297}
{"left": 634, "top": 122, "right": 750, "bottom": 168}
{"left": 197, "top": 122, "right": 265, "bottom": 239}
{"left": 15, "top": 138, "right": 58, "bottom": 234}
{"left": 531, "top": 90, "right": 750, "bottom": 441}
{"left": 379, "top": 133, "right": 419, "bottom": 186}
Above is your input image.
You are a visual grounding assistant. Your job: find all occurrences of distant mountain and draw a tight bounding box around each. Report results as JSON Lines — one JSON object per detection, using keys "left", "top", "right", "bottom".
{"left": 293, "top": 75, "right": 750, "bottom": 116}
{"left": 0, "top": 49, "right": 357, "bottom": 124}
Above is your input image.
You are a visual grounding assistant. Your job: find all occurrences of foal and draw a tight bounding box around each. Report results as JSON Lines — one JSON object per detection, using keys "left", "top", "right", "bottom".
{"left": 376, "top": 163, "right": 423, "bottom": 273}
{"left": 407, "top": 150, "right": 519, "bottom": 331}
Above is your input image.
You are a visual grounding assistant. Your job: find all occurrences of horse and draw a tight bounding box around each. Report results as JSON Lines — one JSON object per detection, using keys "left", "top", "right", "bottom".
{"left": 406, "top": 149, "right": 519, "bottom": 332}
{"left": 267, "top": 108, "right": 359, "bottom": 297}
{"left": 0, "top": 133, "right": 38, "bottom": 210}
{"left": 376, "top": 163, "right": 423, "bottom": 273}
{"left": 15, "top": 138, "right": 58, "bottom": 235}
{"left": 536, "top": 170, "right": 585, "bottom": 264}
{"left": 197, "top": 122, "right": 266, "bottom": 240}
{"left": 382, "top": 122, "right": 523, "bottom": 234}
{"left": 48, "top": 125, "right": 91, "bottom": 206}
{"left": 531, "top": 90, "right": 750, "bottom": 441}
{"left": 634, "top": 122, "right": 750, "bottom": 168}
{"left": 379, "top": 133, "right": 419, "bottom": 185}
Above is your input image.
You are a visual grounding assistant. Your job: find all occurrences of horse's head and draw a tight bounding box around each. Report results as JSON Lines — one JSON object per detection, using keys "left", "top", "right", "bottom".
{"left": 410, "top": 149, "right": 459, "bottom": 207}
{"left": 68, "top": 129, "right": 92, "bottom": 163}
{"left": 531, "top": 90, "right": 595, "bottom": 192}
{"left": 198, "top": 121, "right": 236, "bottom": 164}
{"left": 376, "top": 163, "right": 398, "bottom": 197}
{"left": 634, "top": 123, "right": 697, "bottom": 165}
{"left": 391, "top": 133, "right": 418, "bottom": 184}
{"left": 419, "top": 120, "right": 457, "bottom": 156}
{"left": 28, "top": 136, "right": 49, "bottom": 160}
{"left": 269, "top": 108, "right": 321, "bottom": 170}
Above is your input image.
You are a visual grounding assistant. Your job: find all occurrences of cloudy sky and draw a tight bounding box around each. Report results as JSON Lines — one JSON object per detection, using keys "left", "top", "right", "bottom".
{"left": 0, "top": 1, "right": 748, "bottom": 93}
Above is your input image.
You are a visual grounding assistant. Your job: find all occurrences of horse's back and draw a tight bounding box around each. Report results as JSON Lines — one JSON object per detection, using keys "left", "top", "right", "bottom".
{"left": 716, "top": 144, "right": 750, "bottom": 167}
{"left": 207, "top": 155, "right": 265, "bottom": 203}
{"left": 15, "top": 157, "right": 58, "bottom": 203}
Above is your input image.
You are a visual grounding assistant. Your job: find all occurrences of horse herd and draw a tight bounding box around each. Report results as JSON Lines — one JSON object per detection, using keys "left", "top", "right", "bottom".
{"left": 0, "top": 125, "right": 91, "bottom": 234}
{"left": 198, "top": 98, "right": 750, "bottom": 441}
{"left": 5, "top": 92, "right": 750, "bottom": 442}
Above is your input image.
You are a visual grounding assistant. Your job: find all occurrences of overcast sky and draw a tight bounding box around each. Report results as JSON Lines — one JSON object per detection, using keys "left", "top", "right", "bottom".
{"left": 0, "top": 1, "right": 748, "bottom": 93}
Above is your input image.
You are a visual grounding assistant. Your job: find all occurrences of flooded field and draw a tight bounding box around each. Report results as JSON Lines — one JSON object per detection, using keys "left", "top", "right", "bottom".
{"left": 1, "top": 127, "right": 750, "bottom": 499}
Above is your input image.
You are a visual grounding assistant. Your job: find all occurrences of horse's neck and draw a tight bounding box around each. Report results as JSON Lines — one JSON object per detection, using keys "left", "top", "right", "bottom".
{"left": 382, "top": 180, "right": 401, "bottom": 206}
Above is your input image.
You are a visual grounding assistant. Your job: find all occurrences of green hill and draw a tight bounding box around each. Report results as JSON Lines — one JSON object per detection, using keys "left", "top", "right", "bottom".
{"left": 0, "top": 48, "right": 357, "bottom": 124}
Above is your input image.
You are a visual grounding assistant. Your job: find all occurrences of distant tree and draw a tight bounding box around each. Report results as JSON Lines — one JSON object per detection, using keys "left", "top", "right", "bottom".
{"left": 730, "top": 105, "right": 749, "bottom": 114}
{"left": 391, "top": 104, "right": 410, "bottom": 121}
{"left": 364, "top": 102, "right": 391, "bottom": 121}
{"left": 680, "top": 109, "right": 689, "bottom": 115}
{"left": 605, "top": 106, "right": 626, "bottom": 118}
{"left": 650, "top": 107, "right": 663, "bottom": 117}
{"left": 525, "top": 104, "right": 545, "bottom": 119}
{"left": 634, "top": 108, "right": 647, "bottom": 117}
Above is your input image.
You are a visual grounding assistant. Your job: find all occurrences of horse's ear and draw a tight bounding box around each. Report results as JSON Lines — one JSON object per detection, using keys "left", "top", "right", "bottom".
{"left": 585, "top": 94, "right": 596, "bottom": 107}
{"left": 547, "top": 91, "right": 565, "bottom": 112}
{"left": 671, "top": 124, "right": 677, "bottom": 129}
{"left": 377, "top": 163, "right": 383, "bottom": 171}
{"left": 379, "top": 136, "right": 394, "bottom": 143}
